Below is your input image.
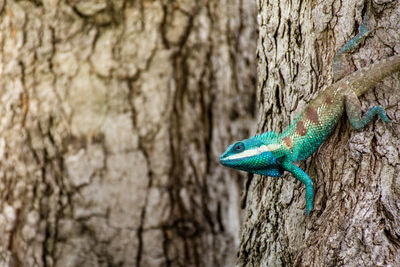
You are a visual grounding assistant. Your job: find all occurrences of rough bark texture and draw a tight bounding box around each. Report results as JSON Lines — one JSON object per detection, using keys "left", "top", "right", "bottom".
{"left": 0, "top": 0, "right": 257, "bottom": 266}
{"left": 238, "top": 0, "right": 400, "bottom": 266}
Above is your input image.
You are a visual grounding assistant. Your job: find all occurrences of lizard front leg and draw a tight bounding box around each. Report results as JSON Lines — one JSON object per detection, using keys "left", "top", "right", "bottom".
{"left": 345, "top": 90, "right": 390, "bottom": 130}
{"left": 280, "top": 159, "right": 314, "bottom": 215}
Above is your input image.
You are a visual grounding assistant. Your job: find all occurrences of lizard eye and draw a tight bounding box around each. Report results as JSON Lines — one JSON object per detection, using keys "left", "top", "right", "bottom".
{"left": 233, "top": 142, "right": 245, "bottom": 153}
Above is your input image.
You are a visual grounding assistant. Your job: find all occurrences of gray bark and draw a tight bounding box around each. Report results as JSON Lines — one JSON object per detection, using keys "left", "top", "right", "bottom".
{"left": 238, "top": 0, "right": 400, "bottom": 266}
{"left": 0, "top": 0, "right": 257, "bottom": 266}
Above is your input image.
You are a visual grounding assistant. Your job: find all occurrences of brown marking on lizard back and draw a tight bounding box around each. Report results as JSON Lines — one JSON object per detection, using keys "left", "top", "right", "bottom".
{"left": 325, "top": 94, "right": 333, "bottom": 105}
{"left": 305, "top": 106, "right": 320, "bottom": 124}
{"left": 296, "top": 120, "right": 307, "bottom": 136}
{"left": 283, "top": 136, "right": 293, "bottom": 149}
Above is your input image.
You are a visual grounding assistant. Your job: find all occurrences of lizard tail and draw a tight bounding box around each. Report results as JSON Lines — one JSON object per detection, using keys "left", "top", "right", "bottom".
{"left": 344, "top": 55, "right": 400, "bottom": 96}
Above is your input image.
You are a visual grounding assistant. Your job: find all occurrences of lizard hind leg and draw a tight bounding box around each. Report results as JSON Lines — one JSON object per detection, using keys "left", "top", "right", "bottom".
{"left": 345, "top": 91, "right": 390, "bottom": 130}
{"left": 333, "top": 15, "right": 370, "bottom": 82}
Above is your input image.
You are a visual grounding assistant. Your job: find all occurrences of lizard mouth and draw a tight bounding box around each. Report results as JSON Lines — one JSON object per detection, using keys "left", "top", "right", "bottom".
{"left": 219, "top": 155, "right": 252, "bottom": 167}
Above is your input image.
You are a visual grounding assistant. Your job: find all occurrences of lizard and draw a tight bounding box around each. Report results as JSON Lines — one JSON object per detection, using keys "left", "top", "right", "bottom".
{"left": 219, "top": 17, "right": 400, "bottom": 215}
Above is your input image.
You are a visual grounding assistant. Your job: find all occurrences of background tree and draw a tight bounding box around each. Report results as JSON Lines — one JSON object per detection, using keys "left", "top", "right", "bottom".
{"left": 238, "top": 0, "right": 400, "bottom": 266}
{"left": 0, "top": 0, "right": 257, "bottom": 266}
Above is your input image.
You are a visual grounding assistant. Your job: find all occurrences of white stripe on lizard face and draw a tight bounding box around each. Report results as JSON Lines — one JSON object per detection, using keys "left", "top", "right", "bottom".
{"left": 225, "top": 144, "right": 281, "bottom": 160}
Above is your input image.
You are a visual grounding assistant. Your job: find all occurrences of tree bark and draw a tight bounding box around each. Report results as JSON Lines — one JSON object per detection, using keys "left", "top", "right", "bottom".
{"left": 238, "top": 0, "right": 400, "bottom": 266}
{"left": 0, "top": 0, "right": 257, "bottom": 266}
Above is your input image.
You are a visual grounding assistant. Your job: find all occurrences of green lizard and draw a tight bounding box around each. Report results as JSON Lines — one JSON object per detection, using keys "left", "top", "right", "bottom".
{"left": 219, "top": 18, "right": 400, "bottom": 215}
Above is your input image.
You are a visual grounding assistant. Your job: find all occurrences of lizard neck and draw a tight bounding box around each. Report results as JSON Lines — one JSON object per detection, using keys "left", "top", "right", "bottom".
{"left": 253, "top": 132, "right": 288, "bottom": 159}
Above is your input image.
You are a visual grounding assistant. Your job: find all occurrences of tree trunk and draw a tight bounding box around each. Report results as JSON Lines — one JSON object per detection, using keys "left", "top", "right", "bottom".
{"left": 238, "top": 1, "right": 400, "bottom": 266}
{"left": 0, "top": 1, "right": 257, "bottom": 266}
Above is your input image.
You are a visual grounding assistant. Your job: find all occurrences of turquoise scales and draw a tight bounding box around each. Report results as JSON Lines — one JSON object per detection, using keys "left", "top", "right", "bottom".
{"left": 219, "top": 18, "right": 400, "bottom": 215}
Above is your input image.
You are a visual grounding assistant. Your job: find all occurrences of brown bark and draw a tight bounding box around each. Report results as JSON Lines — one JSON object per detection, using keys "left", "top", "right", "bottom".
{"left": 238, "top": 0, "right": 400, "bottom": 266}
{"left": 0, "top": 0, "right": 257, "bottom": 266}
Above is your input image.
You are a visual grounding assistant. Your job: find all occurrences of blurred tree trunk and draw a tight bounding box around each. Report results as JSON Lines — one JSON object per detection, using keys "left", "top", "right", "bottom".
{"left": 0, "top": 0, "right": 257, "bottom": 266}
{"left": 238, "top": 0, "right": 400, "bottom": 266}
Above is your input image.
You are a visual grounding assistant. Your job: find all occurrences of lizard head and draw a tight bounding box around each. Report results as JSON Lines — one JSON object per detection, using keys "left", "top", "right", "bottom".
{"left": 219, "top": 134, "right": 282, "bottom": 174}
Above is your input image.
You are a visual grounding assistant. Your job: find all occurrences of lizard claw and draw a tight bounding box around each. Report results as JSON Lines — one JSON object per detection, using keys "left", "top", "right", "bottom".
{"left": 304, "top": 205, "right": 312, "bottom": 216}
